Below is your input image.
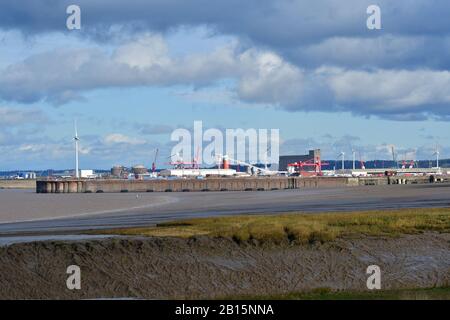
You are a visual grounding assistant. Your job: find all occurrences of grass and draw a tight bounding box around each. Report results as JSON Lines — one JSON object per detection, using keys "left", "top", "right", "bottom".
{"left": 91, "top": 207, "right": 450, "bottom": 244}
{"left": 223, "top": 287, "right": 450, "bottom": 300}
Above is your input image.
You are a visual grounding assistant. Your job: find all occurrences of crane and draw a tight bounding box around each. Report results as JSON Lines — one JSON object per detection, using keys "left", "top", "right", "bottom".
{"left": 167, "top": 152, "right": 199, "bottom": 169}
{"left": 152, "top": 148, "right": 159, "bottom": 173}
{"left": 287, "top": 157, "right": 329, "bottom": 175}
{"left": 214, "top": 153, "right": 279, "bottom": 176}
{"left": 358, "top": 151, "right": 365, "bottom": 170}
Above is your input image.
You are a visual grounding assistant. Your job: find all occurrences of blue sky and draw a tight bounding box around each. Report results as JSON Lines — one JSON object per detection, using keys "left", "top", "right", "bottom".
{"left": 0, "top": 0, "right": 449, "bottom": 170}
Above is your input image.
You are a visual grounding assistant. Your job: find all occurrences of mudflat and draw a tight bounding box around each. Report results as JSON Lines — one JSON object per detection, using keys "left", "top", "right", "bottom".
{"left": 0, "top": 232, "right": 448, "bottom": 299}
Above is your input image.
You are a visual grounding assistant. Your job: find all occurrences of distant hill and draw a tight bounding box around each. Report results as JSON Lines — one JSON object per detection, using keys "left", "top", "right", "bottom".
{"left": 0, "top": 169, "right": 110, "bottom": 178}
{"left": 1, "top": 159, "right": 449, "bottom": 177}
{"left": 321, "top": 159, "right": 450, "bottom": 170}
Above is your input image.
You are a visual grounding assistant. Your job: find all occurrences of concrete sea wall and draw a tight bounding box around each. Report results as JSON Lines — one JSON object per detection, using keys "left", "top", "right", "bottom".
{"left": 36, "top": 175, "right": 443, "bottom": 193}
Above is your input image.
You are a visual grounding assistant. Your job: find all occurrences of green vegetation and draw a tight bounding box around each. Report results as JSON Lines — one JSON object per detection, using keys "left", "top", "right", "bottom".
{"left": 92, "top": 207, "right": 450, "bottom": 244}
{"left": 224, "top": 287, "right": 450, "bottom": 300}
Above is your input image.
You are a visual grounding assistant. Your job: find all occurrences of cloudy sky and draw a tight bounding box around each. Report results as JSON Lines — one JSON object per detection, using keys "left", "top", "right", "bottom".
{"left": 0, "top": 0, "right": 449, "bottom": 170}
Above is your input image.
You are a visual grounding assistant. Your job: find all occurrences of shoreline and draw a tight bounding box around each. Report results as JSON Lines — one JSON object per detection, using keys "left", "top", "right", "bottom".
{"left": 0, "top": 180, "right": 35, "bottom": 190}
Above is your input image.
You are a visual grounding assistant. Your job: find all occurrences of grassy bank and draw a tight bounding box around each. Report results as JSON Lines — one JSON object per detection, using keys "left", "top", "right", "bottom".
{"left": 93, "top": 207, "right": 450, "bottom": 244}
{"left": 226, "top": 287, "right": 450, "bottom": 300}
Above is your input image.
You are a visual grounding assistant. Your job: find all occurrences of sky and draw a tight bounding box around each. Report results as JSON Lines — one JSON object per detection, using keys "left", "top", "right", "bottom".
{"left": 0, "top": 0, "right": 449, "bottom": 170}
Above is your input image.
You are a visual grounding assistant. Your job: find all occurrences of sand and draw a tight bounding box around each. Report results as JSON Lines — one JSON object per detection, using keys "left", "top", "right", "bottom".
{"left": 1, "top": 184, "right": 450, "bottom": 234}
{"left": 0, "top": 190, "right": 175, "bottom": 223}
{"left": 0, "top": 232, "right": 448, "bottom": 299}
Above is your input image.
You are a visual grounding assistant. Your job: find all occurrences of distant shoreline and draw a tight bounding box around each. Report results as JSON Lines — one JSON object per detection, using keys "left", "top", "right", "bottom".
{"left": 0, "top": 179, "right": 35, "bottom": 189}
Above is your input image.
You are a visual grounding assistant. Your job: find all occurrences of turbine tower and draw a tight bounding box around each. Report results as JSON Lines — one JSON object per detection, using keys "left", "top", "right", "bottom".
{"left": 339, "top": 151, "right": 345, "bottom": 171}
{"left": 264, "top": 146, "right": 271, "bottom": 171}
{"left": 352, "top": 149, "right": 356, "bottom": 170}
{"left": 433, "top": 145, "right": 440, "bottom": 168}
{"left": 74, "top": 120, "right": 80, "bottom": 179}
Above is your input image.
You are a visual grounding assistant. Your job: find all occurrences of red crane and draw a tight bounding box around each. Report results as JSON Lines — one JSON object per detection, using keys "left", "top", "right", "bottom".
{"left": 288, "top": 156, "right": 329, "bottom": 176}
{"left": 358, "top": 151, "right": 365, "bottom": 170}
{"left": 401, "top": 160, "right": 415, "bottom": 169}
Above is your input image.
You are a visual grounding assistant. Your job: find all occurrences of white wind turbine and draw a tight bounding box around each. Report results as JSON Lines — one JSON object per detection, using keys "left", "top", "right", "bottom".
{"left": 352, "top": 148, "right": 356, "bottom": 170}
{"left": 74, "top": 120, "right": 80, "bottom": 179}
{"left": 433, "top": 145, "right": 440, "bottom": 168}
{"left": 334, "top": 151, "right": 345, "bottom": 170}
{"left": 340, "top": 151, "right": 345, "bottom": 171}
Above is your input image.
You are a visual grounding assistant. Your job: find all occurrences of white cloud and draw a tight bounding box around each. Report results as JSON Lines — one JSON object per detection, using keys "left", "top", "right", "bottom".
{"left": 325, "top": 68, "right": 450, "bottom": 112}
{"left": 104, "top": 133, "right": 146, "bottom": 145}
{"left": 1, "top": 34, "right": 450, "bottom": 120}
{"left": 237, "top": 50, "right": 304, "bottom": 105}
{"left": 18, "top": 144, "right": 44, "bottom": 152}
{"left": 0, "top": 34, "right": 237, "bottom": 105}
{"left": 113, "top": 34, "right": 171, "bottom": 69}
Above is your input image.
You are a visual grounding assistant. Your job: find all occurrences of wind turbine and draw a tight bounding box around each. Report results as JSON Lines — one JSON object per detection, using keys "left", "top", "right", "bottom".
{"left": 73, "top": 120, "right": 80, "bottom": 179}
{"left": 391, "top": 145, "right": 398, "bottom": 168}
{"left": 352, "top": 149, "right": 356, "bottom": 170}
{"left": 337, "top": 152, "right": 345, "bottom": 171}
{"left": 263, "top": 146, "right": 271, "bottom": 171}
{"left": 433, "top": 145, "right": 440, "bottom": 168}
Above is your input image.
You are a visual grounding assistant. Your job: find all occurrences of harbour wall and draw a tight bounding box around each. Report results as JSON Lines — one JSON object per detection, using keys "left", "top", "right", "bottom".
{"left": 35, "top": 175, "right": 446, "bottom": 193}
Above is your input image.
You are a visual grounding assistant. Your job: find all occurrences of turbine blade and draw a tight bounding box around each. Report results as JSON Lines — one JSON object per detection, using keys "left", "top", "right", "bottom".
{"left": 74, "top": 119, "right": 79, "bottom": 139}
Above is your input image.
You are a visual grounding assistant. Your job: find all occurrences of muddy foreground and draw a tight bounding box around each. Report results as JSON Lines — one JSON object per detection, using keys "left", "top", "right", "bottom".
{"left": 0, "top": 233, "right": 449, "bottom": 299}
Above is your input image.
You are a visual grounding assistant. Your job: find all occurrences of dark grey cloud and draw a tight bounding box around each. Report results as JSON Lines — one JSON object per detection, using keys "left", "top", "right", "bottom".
{"left": 2, "top": 1, "right": 450, "bottom": 42}
{"left": 1, "top": 0, "right": 450, "bottom": 73}
{"left": 284, "top": 35, "right": 450, "bottom": 70}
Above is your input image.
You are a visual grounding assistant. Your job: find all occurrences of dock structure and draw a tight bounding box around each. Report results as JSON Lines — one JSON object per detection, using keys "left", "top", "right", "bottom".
{"left": 35, "top": 175, "right": 448, "bottom": 193}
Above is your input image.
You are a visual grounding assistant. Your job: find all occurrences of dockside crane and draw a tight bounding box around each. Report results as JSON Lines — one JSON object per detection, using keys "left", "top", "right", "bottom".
{"left": 152, "top": 148, "right": 159, "bottom": 173}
